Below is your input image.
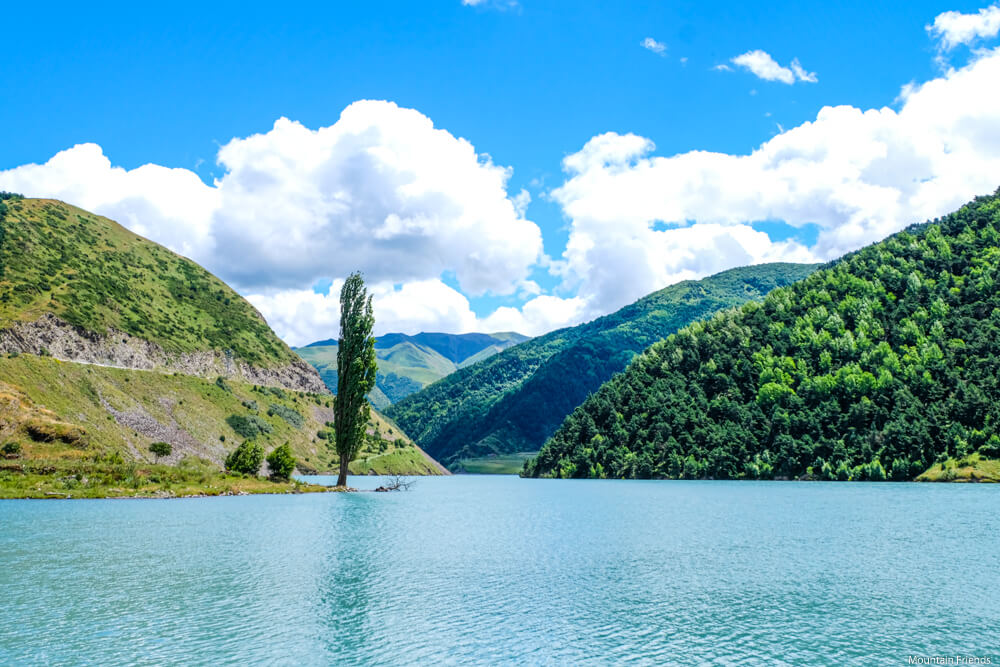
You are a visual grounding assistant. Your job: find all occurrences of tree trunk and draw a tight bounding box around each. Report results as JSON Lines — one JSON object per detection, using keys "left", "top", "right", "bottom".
{"left": 336, "top": 452, "right": 350, "bottom": 488}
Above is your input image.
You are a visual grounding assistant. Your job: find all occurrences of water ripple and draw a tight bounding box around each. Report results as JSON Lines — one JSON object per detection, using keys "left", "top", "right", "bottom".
{"left": 1, "top": 478, "right": 998, "bottom": 665}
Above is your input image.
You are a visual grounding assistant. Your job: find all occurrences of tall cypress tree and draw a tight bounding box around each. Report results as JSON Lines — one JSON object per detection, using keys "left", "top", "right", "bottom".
{"left": 334, "top": 272, "right": 377, "bottom": 487}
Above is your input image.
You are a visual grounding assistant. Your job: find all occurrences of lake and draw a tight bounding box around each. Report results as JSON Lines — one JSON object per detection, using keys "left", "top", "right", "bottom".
{"left": 1, "top": 476, "right": 998, "bottom": 665}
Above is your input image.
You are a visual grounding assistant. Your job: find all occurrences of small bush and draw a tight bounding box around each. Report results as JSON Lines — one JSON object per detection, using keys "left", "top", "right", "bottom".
{"left": 979, "top": 435, "right": 1000, "bottom": 458}
{"left": 266, "top": 444, "right": 296, "bottom": 481}
{"left": 226, "top": 414, "right": 273, "bottom": 439}
{"left": 225, "top": 441, "right": 265, "bottom": 476}
{"left": 268, "top": 403, "right": 304, "bottom": 429}
{"left": 2, "top": 442, "right": 22, "bottom": 459}
{"left": 267, "top": 386, "right": 287, "bottom": 400}
{"left": 215, "top": 376, "right": 232, "bottom": 393}
{"left": 149, "top": 441, "right": 172, "bottom": 460}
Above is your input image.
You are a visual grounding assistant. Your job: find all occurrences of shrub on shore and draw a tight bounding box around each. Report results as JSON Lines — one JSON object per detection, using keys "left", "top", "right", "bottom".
{"left": 225, "top": 441, "right": 265, "bottom": 476}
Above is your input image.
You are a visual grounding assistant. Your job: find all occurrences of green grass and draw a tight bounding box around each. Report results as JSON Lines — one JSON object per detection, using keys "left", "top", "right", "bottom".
{"left": 0, "top": 199, "right": 295, "bottom": 366}
{"left": 0, "top": 457, "right": 337, "bottom": 499}
{"left": 452, "top": 452, "right": 537, "bottom": 474}
{"left": 0, "top": 354, "right": 444, "bottom": 497}
{"left": 916, "top": 454, "right": 1000, "bottom": 483}
{"left": 352, "top": 446, "right": 447, "bottom": 475}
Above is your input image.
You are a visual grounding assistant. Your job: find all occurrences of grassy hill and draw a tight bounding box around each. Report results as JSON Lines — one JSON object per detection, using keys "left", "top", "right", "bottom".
{"left": 386, "top": 263, "right": 819, "bottom": 467}
{"left": 0, "top": 197, "right": 293, "bottom": 367}
{"left": 0, "top": 196, "right": 445, "bottom": 495}
{"left": 525, "top": 190, "right": 1000, "bottom": 482}
{"left": 297, "top": 331, "right": 529, "bottom": 408}
{"left": 0, "top": 354, "right": 442, "bottom": 498}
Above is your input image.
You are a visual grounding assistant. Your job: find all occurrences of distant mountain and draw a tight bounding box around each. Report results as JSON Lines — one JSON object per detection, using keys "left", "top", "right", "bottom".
{"left": 296, "top": 331, "right": 530, "bottom": 408}
{"left": 526, "top": 190, "right": 1000, "bottom": 483}
{"left": 386, "top": 263, "right": 820, "bottom": 467}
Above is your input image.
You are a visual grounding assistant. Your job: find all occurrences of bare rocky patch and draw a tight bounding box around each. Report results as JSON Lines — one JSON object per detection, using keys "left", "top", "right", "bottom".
{"left": 0, "top": 313, "right": 327, "bottom": 393}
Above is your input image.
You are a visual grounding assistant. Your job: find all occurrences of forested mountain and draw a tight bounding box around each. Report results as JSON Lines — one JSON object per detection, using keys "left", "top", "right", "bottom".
{"left": 296, "top": 331, "right": 529, "bottom": 407}
{"left": 387, "top": 263, "right": 819, "bottom": 466}
{"left": 525, "top": 190, "right": 1000, "bottom": 482}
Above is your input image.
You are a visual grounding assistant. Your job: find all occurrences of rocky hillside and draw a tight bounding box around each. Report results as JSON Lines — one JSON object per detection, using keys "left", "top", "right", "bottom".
{"left": 0, "top": 196, "right": 446, "bottom": 487}
{"left": 0, "top": 197, "right": 321, "bottom": 392}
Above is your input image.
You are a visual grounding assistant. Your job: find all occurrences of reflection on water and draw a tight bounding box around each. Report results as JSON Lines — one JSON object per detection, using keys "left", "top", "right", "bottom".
{"left": 1, "top": 477, "right": 998, "bottom": 665}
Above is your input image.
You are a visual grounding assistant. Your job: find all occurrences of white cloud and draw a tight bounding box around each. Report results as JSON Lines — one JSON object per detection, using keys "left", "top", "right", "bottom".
{"left": 0, "top": 100, "right": 542, "bottom": 295}
{"left": 5, "top": 47, "right": 1000, "bottom": 345}
{"left": 550, "top": 46, "right": 1000, "bottom": 316}
{"left": 790, "top": 58, "right": 818, "bottom": 83}
{"left": 247, "top": 279, "right": 583, "bottom": 346}
{"left": 927, "top": 3, "right": 1000, "bottom": 50}
{"left": 730, "top": 50, "right": 817, "bottom": 84}
{"left": 641, "top": 37, "right": 667, "bottom": 55}
{"left": 461, "top": 0, "right": 519, "bottom": 9}
{"left": 0, "top": 100, "right": 556, "bottom": 342}
{"left": 0, "top": 143, "right": 218, "bottom": 260}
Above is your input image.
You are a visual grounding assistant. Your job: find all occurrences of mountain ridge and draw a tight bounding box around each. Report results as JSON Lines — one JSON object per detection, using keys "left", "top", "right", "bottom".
{"left": 386, "top": 262, "right": 820, "bottom": 466}
{"left": 296, "top": 330, "right": 530, "bottom": 407}
{"left": 526, "top": 189, "right": 1000, "bottom": 482}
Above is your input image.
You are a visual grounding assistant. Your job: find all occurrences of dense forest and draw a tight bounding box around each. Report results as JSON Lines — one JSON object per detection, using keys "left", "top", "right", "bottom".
{"left": 525, "top": 191, "right": 1000, "bottom": 481}
{"left": 387, "top": 263, "right": 818, "bottom": 465}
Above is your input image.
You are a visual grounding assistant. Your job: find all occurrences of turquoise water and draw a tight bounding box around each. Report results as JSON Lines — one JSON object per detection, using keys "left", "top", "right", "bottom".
{"left": 1, "top": 476, "right": 998, "bottom": 665}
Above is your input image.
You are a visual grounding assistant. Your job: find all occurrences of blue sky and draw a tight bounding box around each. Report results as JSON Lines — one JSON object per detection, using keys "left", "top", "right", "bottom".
{"left": 3, "top": 0, "right": 1000, "bottom": 343}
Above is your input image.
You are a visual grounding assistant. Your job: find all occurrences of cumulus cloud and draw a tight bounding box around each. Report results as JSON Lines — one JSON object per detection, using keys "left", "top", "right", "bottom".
{"left": 0, "top": 101, "right": 563, "bottom": 342}
{"left": 550, "top": 46, "right": 1000, "bottom": 316}
{"left": 641, "top": 37, "right": 667, "bottom": 55}
{"left": 5, "top": 46, "right": 1000, "bottom": 345}
{"left": 0, "top": 143, "right": 218, "bottom": 260}
{"left": 927, "top": 3, "right": 1000, "bottom": 51}
{"left": 1, "top": 100, "right": 542, "bottom": 286}
{"left": 730, "top": 50, "right": 817, "bottom": 84}
{"left": 247, "top": 279, "right": 583, "bottom": 346}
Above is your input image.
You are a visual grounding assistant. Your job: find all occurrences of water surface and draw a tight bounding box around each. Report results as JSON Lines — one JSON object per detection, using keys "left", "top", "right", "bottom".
{"left": 1, "top": 477, "right": 997, "bottom": 665}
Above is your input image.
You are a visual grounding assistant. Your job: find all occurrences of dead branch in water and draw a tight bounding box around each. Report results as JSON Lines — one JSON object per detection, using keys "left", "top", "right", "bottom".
{"left": 374, "top": 474, "right": 414, "bottom": 492}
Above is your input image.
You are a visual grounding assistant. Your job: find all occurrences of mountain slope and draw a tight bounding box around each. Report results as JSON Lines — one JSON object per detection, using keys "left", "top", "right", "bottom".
{"left": 526, "top": 190, "right": 1000, "bottom": 482}
{"left": 0, "top": 354, "right": 439, "bottom": 478}
{"left": 297, "top": 331, "right": 530, "bottom": 407}
{"left": 0, "top": 197, "right": 445, "bottom": 489}
{"left": 0, "top": 198, "right": 322, "bottom": 391}
{"left": 386, "top": 263, "right": 820, "bottom": 466}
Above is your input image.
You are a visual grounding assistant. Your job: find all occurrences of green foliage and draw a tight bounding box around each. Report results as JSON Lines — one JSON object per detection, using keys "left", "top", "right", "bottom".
{"left": 149, "top": 441, "right": 172, "bottom": 460}
{"left": 226, "top": 414, "right": 273, "bottom": 439}
{"left": 527, "top": 189, "right": 1000, "bottom": 481}
{"left": 388, "top": 263, "right": 819, "bottom": 464}
{"left": 334, "top": 273, "right": 378, "bottom": 484}
{"left": 266, "top": 443, "right": 296, "bottom": 480}
{"left": 215, "top": 377, "right": 232, "bottom": 393}
{"left": 2, "top": 442, "right": 22, "bottom": 459}
{"left": 0, "top": 199, "right": 295, "bottom": 366}
{"left": 225, "top": 441, "right": 265, "bottom": 476}
{"left": 267, "top": 403, "right": 304, "bottom": 428}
